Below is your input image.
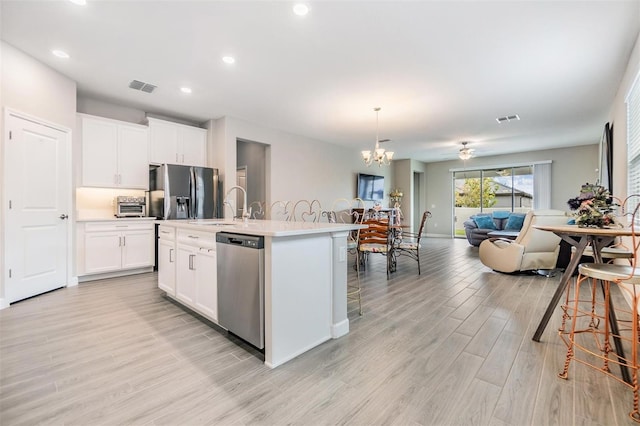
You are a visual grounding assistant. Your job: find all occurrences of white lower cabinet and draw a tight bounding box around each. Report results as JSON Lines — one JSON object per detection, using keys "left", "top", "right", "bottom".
{"left": 168, "top": 229, "right": 218, "bottom": 322}
{"left": 84, "top": 231, "right": 122, "bottom": 273}
{"left": 176, "top": 243, "right": 197, "bottom": 306}
{"left": 195, "top": 247, "right": 217, "bottom": 320}
{"left": 158, "top": 226, "right": 176, "bottom": 295}
{"left": 122, "top": 230, "right": 156, "bottom": 269}
{"left": 79, "top": 221, "right": 155, "bottom": 276}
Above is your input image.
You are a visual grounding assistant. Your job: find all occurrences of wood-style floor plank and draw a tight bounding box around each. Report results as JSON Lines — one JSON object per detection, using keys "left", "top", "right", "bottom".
{"left": 1, "top": 237, "right": 638, "bottom": 425}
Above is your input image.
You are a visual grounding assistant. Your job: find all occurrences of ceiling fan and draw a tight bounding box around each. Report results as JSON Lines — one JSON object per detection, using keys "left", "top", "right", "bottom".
{"left": 459, "top": 142, "right": 475, "bottom": 160}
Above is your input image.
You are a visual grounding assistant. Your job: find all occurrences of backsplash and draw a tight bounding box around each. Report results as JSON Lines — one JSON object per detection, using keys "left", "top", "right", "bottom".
{"left": 76, "top": 187, "right": 146, "bottom": 220}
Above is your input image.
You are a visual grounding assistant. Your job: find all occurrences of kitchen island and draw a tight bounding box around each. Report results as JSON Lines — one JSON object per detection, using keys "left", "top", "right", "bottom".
{"left": 156, "top": 219, "right": 363, "bottom": 368}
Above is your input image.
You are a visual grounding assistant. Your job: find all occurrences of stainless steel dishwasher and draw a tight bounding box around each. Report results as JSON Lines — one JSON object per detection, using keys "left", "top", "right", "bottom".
{"left": 216, "top": 232, "right": 265, "bottom": 349}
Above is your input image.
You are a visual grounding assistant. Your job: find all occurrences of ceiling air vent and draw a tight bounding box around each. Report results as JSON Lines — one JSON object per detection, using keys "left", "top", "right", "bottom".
{"left": 129, "top": 80, "right": 157, "bottom": 93}
{"left": 496, "top": 114, "right": 520, "bottom": 124}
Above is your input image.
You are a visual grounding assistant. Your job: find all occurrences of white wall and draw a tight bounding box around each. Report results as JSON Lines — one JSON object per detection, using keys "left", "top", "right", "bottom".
{"left": 211, "top": 115, "right": 395, "bottom": 215}
{"left": 77, "top": 97, "right": 147, "bottom": 125}
{"left": 0, "top": 41, "right": 77, "bottom": 305}
{"left": 610, "top": 31, "right": 640, "bottom": 197}
{"left": 422, "top": 144, "right": 599, "bottom": 237}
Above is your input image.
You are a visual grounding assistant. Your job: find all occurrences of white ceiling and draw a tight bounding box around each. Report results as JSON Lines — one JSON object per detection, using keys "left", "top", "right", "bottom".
{"left": 2, "top": 0, "right": 639, "bottom": 162}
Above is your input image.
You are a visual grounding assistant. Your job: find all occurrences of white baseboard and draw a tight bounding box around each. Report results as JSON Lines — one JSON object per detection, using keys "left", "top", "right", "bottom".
{"left": 426, "top": 233, "right": 453, "bottom": 238}
{"left": 78, "top": 267, "right": 154, "bottom": 283}
{"left": 67, "top": 276, "right": 79, "bottom": 287}
{"left": 266, "top": 334, "right": 332, "bottom": 369}
{"left": 0, "top": 298, "right": 9, "bottom": 310}
{"left": 331, "top": 318, "right": 349, "bottom": 338}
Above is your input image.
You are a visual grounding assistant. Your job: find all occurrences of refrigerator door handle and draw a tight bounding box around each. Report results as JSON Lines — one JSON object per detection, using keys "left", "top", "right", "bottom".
{"left": 190, "top": 167, "right": 197, "bottom": 219}
{"left": 163, "top": 165, "right": 171, "bottom": 220}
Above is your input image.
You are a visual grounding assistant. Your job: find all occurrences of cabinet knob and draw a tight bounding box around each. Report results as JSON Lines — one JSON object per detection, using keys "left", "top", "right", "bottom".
{"left": 59, "top": 214, "right": 69, "bottom": 220}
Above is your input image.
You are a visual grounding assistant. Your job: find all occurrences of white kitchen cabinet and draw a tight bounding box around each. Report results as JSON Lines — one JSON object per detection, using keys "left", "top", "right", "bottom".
{"left": 157, "top": 226, "right": 176, "bottom": 295}
{"left": 148, "top": 117, "right": 206, "bottom": 167}
{"left": 179, "top": 125, "right": 207, "bottom": 167}
{"left": 79, "top": 221, "right": 155, "bottom": 276}
{"left": 173, "top": 229, "right": 218, "bottom": 321}
{"left": 84, "top": 231, "right": 122, "bottom": 273}
{"left": 79, "top": 113, "right": 149, "bottom": 189}
{"left": 176, "top": 243, "right": 197, "bottom": 306}
{"left": 195, "top": 248, "right": 217, "bottom": 320}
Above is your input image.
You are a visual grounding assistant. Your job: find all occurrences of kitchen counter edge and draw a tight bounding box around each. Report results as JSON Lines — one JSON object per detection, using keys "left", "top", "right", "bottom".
{"left": 156, "top": 219, "right": 364, "bottom": 237}
{"left": 76, "top": 217, "right": 158, "bottom": 222}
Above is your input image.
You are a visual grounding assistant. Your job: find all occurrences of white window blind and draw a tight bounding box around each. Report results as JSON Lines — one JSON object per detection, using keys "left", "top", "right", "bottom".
{"left": 533, "top": 162, "right": 551, "bottom": 210}
{"left": 626, "top": 70, "right": 640, "bottom": 214}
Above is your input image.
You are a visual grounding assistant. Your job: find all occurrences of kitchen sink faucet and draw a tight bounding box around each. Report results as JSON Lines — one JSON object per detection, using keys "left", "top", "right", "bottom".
{"left": 224, "top": 186, "right": 250, "bottom": 223}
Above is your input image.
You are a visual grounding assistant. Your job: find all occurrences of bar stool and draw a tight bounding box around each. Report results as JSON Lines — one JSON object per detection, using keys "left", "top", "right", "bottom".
{"left": 558, "top": 201, "right": 640, "bottom": 423}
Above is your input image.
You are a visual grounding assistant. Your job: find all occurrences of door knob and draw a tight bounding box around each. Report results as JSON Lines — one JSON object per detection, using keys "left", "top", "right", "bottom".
{"left": 59, "top": 214, "right": 69, "bottom": 220}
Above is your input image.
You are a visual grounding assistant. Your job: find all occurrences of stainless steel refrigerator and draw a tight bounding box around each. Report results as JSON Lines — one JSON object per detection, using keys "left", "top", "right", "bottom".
{"left": 149, "top": 164, "right": 222, "bottom": 220}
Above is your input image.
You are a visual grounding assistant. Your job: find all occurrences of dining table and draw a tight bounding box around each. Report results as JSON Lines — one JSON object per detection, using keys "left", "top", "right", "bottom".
{"left": 532, "top": 224, "right": 633, "bottom": 384}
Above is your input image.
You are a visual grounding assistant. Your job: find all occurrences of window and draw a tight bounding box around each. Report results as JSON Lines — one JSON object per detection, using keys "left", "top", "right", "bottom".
{"left": 627, "top": 70, "right": 640, "bottom": 214}
{"left": 453, "top": 165, "right": 534, "bottom": 237}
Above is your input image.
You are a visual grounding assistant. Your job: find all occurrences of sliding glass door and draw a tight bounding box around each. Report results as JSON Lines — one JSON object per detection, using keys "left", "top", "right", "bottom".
{"left": 454, "top": 166, "right": 533, "bottom": 238}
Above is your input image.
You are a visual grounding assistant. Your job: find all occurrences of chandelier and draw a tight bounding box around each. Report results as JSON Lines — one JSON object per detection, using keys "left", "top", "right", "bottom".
{"left": 458, "top": 142, "right": 474, "bottom": 160}
{"left": 362, "top": 107, "right": 394, "bottom": 167}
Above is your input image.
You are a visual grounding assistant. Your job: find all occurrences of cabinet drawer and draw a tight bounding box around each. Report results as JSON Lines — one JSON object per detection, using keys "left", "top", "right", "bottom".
{"left": 85, "top": 221, "right": 154, "bottom": 232}
{"left": 177, "top": 229, "right": 216, "bottom": 249}
{"left": 158, "top": 225, "right": 176, "bottom": 241}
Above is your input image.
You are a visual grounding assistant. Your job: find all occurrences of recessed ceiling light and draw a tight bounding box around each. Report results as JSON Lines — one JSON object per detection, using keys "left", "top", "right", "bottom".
{"left": 180, "top": 87, "right": 192, "bottom": 94}
{"left": 52, "top": 49, "right": 70, "bottom": 59}
{"left": 69, "top": 0, "right": 86, "bottom": 5}
{"left": 222, "top": 56, "right": 235, "bottom": 64}
{"left": 293, "top": 3, "right": 309, "bottom": 16}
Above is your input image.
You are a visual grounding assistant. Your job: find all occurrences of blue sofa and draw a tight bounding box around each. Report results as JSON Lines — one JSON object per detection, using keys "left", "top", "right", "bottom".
{"left": 463, "top": 211, "right": 526, "bottom": 246}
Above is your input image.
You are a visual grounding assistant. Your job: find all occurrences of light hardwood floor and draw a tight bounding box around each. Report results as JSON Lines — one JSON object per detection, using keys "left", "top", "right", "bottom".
{"left": 1, "top": 237, "right": 636, "bottom": 425}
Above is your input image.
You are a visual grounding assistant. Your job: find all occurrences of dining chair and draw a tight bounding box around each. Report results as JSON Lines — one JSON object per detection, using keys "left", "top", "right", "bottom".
{"left": 358, "top": 218, "right": 392, "bottom": 279}
{"left": 290, "top": 199, "right": 322, "bottom": 222}
{"left": 249, "top": 201, "right": 265, "bottom": 219}
{"left": 326, "top": 198, "right": 353, "bottom": 223}
{"left": 269, "top": 200, "right": 291, "bottom": 221}
{"left": 394, "top": 210, "right": 431, "bottom": 275}
{"left": 571, "top": 239, "right": 634, "bottom": 263}
{"left": 558, "top": 195, "right": 640, "bottom": 423}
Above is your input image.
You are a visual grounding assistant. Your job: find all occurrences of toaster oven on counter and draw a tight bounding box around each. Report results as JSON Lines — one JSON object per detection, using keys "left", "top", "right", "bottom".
{"left": 115, "top": 196, "right": 146, "bottom": 218}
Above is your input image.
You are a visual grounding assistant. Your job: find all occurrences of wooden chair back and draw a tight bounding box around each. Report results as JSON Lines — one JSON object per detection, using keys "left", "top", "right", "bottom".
{"left": 358, "top": 219, "right": 390, "bottom": 247}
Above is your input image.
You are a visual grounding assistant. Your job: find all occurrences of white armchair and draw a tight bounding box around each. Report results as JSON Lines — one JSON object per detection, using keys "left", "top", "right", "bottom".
{"left": 479, "top": 209, "right": 569, "bottom": 273}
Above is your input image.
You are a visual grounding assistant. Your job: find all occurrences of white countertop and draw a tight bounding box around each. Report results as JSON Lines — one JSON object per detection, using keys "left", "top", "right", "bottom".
{"left": 157, "top": 219, "right": 363, "bottom": 237}
{"left": 76, "top": 216, "right": 157, "bottom": 222}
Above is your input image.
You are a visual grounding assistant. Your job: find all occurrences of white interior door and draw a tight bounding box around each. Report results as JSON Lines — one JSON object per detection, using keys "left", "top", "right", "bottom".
{"left": 5, "top": 112, "right": 70, "bottom": 303}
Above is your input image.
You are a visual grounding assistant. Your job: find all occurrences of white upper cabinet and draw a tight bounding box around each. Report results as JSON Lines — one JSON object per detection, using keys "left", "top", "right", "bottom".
{"left": 179, "top": 125, "right": 207, "bottom": 167}
{"left": 148, "top": 117, "right": 206, "bottom": 167}
{"left": 148, "top": 118, "right": 179, "bottom": 165}
{"left": 79, "top": 113, "right": 149, "bottom": 189}
{"left": 118, "top": 125, "right": 149, "bottom": 188}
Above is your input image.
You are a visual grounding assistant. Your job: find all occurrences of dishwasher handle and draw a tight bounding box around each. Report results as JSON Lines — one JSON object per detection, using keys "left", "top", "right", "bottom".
{"left": 216, "top": 232, "right": 264, "bottom": 249}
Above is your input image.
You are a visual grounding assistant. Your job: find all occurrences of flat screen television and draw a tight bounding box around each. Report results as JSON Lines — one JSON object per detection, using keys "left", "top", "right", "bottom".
{"left": 357, "top": 173, "right": 384, "bottom": 201}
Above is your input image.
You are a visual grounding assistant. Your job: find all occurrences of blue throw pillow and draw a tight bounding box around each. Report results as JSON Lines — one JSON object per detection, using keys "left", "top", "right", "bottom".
{"left": 473, "top": 215, "right": 496, "bottom": 230}
{"left": 492, "top": 211, "right": 510, "bottom": 219}
{"left": 505, "top": 213, "right": 526, "bottom": 230}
